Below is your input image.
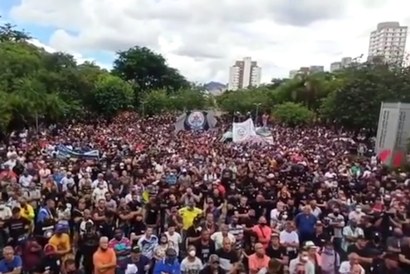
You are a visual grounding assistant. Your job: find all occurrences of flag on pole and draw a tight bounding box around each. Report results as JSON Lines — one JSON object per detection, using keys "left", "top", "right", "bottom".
{"left": 232, "top": 118, "right": 256, "bottom": 143}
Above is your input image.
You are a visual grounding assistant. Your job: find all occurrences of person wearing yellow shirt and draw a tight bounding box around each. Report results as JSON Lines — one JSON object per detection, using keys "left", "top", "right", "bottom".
{"left": 48, "top": 224, "right": 71, "bottom": 260}
{"left": 178, "top": 201, "right": 203, "bottom": 230}
{"left": 19, "top": 198, "right": 35, "bottom": 223}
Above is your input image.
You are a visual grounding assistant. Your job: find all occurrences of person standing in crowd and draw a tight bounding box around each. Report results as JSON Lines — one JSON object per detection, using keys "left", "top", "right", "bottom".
{"left": 123, "top": 245, "right": 151, "bottom": 274}
{"left": 0, "top": 246, "right": 22, "bottom": 274}
{"left": 153, "top": 248, "right": 181, "bottom": 274}
{"left": 199, "top": 255, "right": 225, "bottom": 274}
{"left": 248, "top": 243, "right": 270, "bottom": 274}
{"left": 180, "top": 245, "right": 203, "bottom": 274}
{"left": 289, "top": 248, "right": 315, "bottom": 274}
{"left": 93, "top": 236, "right": 117, "bottom": 274}
{"left": 2, "top": 110, "right": 410, "bottom": 274}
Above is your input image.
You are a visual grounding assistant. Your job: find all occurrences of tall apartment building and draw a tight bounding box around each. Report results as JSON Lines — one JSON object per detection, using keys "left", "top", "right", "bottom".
{"left": 289, "top": 65, "right": 324, "bottom": 78}
{"left": 228, "top": 57, "right": 261, "bottom": 90}
{"left": 368, "top": 22, "right": 408, "bottom": 65}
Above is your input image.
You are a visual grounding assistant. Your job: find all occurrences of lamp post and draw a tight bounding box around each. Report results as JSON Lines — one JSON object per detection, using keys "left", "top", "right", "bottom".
{"left": 254, "top": 103, "right": 261, "bottom": 126}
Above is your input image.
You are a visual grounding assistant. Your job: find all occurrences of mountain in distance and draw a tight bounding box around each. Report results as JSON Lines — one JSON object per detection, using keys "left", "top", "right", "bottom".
{"left": 203, "top": 81, "right": 227, "bottom": 95}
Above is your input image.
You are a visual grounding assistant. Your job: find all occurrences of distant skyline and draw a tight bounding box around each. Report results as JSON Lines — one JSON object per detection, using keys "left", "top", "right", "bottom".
{"left": 1, "top": 0, "right": 410, "bottom": 83}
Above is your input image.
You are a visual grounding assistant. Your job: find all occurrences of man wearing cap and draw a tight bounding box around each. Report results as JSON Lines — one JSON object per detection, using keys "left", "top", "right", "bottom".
{"left": 153, "top": 248, "right": 180, "bottom": 274}
{"left": 199, "top": 255, "right": 225, "bottom": 274}
{"left": 123, "top": 245, "right": 151, "bottom": 274}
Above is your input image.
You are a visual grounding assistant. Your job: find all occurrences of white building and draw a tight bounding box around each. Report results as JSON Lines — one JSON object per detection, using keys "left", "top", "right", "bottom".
{"left": 228, "top": 57, "right": 261, "bottom": 90}
{"left": 368, "top": 22, "right": 408, "bottom": 65}
{"left": 330, "top": 62, "right": 342, "bottom": 72}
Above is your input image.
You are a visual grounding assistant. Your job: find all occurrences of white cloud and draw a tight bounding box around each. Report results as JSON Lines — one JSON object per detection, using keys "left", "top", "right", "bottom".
{"left": 28, "top": 39, "right": 111, "bottom": 70}
{"left": 7, "top": 0, "right": 410, "bottom": 83}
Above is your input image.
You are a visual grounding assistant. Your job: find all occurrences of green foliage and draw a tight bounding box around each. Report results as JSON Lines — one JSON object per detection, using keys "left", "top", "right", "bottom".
{"left": 272, "top": 102, "right": 315, "bottom": 126}
{"left": 91, "top": 74, "right": 134, "bottom": 118}
{"left": 142, "top": 89, "right": 208, "bottom": 115}
{"left": 216, "top": 87, "right": 272, "bottom": 114}
{"left": 112, "top": 46, "right": 190, "bottom": 97}
{"left": 3, "top": 18, "right": 410, "bottom": 135}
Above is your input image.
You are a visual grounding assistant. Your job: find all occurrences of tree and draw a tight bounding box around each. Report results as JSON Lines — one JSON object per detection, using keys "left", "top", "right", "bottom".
{"left": 319, "top": 64, "right": 410, "bottom": 131}
{"left": 142, "top": 90, "right": 172, "bottom": 115}
{"left": 112, "top": 46, "right": 190, "bottom": 95}
{"left": 272, "top": 102, "right": 315, "bottom": 126}
{"left": 91, "top": 74, "right": 134, "bottom": 118}
{"left": 0, "top": 17, "right": 31, "bottom": 42}
{"left": 217, "top": 88, "right": 273, "bottom": 114}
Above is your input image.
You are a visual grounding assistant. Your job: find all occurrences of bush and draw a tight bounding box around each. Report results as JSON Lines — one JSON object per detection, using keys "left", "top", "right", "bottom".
{"left": 272, "top": 102, "right": 315, "bottom": 126}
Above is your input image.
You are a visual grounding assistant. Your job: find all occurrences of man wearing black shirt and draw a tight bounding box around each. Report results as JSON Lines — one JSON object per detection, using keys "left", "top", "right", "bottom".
{"left": 266, "top": 234, "right": 287, "bottom": 264}
{"left": 4, "top": 207, "right": 30, "bottom": 246}
{"left": 347, "top": 236, "right": 373, "bottom": 272}
{"left": 98, "top": 211, "right": 116, "bottom": 239}
{"left": 312, "top": 222, "right": 329, "bottom": 249}
{"left": 78, "top": 222, "right": 99, "bottom": 273}
{"left": 215, "top": 238, "right": 239, "bottom": 272}
{"left": 193, "top": 229, "right": 215, "bottom": 264}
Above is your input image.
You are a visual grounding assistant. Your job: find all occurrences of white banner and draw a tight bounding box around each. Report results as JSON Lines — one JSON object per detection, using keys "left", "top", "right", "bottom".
{"left": 232, "top": 118, "right": 256, "bottom": 143}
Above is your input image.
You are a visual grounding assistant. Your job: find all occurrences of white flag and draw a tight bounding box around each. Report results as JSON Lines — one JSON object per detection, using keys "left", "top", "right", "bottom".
{"left": 232, "top": 118, "right": 256, "bottom": 143}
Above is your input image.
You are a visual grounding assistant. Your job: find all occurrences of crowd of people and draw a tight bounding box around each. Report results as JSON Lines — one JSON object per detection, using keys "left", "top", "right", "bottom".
{"left": 0, "top": 111, "right": 409, "bottom": 274}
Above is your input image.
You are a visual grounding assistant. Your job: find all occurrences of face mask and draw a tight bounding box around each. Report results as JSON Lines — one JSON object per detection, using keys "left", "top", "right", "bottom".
{"left": 333, "top": 211, "right": 339, "bottom": 216}
{"left": 301, "top": 255, "right": 309, "bottom": 261}
{"left": 355, "top": 208, "right": 361, "bottom": 213}
{"left": 161, "top": 239, "right": 167, "bottom": 244}
{"left": 188, "top": 250, "right": 196, "bottom": 257}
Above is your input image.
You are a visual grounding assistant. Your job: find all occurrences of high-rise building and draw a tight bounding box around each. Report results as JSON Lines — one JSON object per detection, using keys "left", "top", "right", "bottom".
{"left": 330, "top": 62, "right": 342, "bottom": 72}
{"left": 341, "top": 57, "right": 352, "bottom": 68}
{"left": 289, "top": 66, "right": 324, "bottom": 78}
{"left": 368, "top": 22, "right": 408, "bottom": 65}
{"left": 228, "top": 57, "right": 261, "bottom": 90}
{"left": 309, "top": 65, "right": 324, "bottom": 74}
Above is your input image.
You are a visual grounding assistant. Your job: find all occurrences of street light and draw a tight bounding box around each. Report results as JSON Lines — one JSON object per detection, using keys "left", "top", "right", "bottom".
{"left": 254, "top": 103, "right": 262, "bottom": 126}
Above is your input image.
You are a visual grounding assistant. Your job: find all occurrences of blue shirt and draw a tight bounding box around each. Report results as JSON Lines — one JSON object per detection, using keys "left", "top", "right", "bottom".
{"left": 153, "top": 259, "right": 181, "bottom": 274}
{"left": 295, "top": 213, "right": 317, "bottom": 235}
{"left": 0, "top": 256, "right": 22, "bottom": 272}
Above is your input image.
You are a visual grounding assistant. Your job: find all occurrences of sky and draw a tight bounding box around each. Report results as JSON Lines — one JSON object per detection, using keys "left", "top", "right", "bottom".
{"left": 1, "top": 0, "right": 410, "bottom": 84}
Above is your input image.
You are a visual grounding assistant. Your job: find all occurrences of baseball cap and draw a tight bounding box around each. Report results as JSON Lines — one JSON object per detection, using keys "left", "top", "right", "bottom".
{"left": 131, "top": 245, "right": 141, "bottom": 253}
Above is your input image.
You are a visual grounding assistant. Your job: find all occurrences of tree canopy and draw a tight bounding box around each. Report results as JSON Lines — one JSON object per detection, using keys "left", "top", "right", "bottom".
{"left": 0, "top": 20, "right": 203, "bottom": 136}
{"left": 218, "top": 64, "right": 410, "bottom": 131}
{"left": 2, "top": 18, "right": 410, "bottom": 135}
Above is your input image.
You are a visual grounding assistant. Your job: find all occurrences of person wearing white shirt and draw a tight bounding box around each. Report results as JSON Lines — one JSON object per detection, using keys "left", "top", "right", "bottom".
{"left": 165, "top": 226, "right": 182, "bottom": 256}
{"left": 280, "top": 222, "right": 299, "bottom": 258}
{"left": 342, "top": 220, "right": 364, "bottom": 251}
{"left": 348, "top": 206, "right": 365, "bottom": 221}
{"left": 270, "top": 202, "right": 285, "bottom": 224}
{"left": 92, "top": 174, "right": 108, "bottom": 189}
{"left": 339, "top": 253, "right": 365, "bottom": 274}
{"left": 19, "top": 172, "right": 33, "bottom": 188}
{"left": 211, "top": 224, "right": 236, "bottom": 250}
{"left": 289, "top": 249, "right": 315, "bottom": 274}
{"left": 92, "top": 185, "right": 109, "bottom": 202}
{"left": 60, "top": 172, "right": 75, "bottom": 192}
{"left": 0, "top": 203, "right": 12, "bottom": 220}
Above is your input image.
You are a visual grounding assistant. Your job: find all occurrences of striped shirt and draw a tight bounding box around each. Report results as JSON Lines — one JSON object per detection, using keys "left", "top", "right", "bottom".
{"left": 229, "top": 224, "right": 244, "bottom": 250}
